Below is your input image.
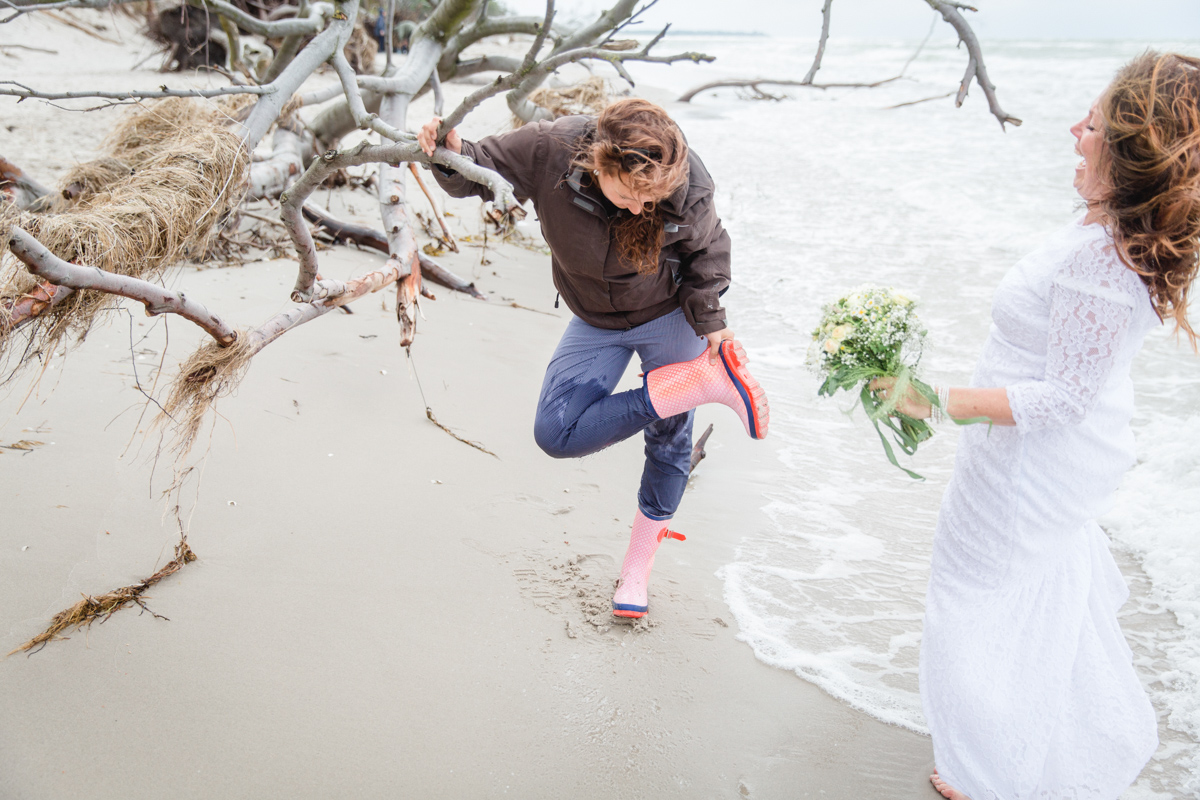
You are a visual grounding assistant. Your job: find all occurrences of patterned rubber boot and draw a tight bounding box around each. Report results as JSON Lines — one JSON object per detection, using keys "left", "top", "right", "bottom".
{"left": 644, "top": 339, "right": 769, "bottom": 439}
{"left": 612, "top": 509, "right": 686, "bottom": 618}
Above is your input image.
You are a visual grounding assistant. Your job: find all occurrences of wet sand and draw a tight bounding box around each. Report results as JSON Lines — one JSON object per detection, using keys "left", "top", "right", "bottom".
{"left": 0, "top": 11, "right": 938, "bottom": 798}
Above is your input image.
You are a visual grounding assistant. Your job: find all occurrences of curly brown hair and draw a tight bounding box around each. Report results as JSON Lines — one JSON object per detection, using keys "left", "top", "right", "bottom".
{"left": 1100, "top": 51, "right": 1200, "bottom": 346}
{"left": 573, "top": 98, "right": 690, "bottom": 275}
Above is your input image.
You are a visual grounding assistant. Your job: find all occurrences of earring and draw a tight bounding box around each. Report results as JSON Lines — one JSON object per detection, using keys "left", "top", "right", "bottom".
{"left": 593, "top": 169, "right": 599, "bottom": 175}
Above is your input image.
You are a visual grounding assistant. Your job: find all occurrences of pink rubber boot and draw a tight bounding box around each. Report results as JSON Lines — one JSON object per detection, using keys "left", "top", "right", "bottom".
{"left": 612, "top": 510, "right": 685, "bottom": 618}
{"left": 644, "top": 339, "right": 769, "bottom": 439}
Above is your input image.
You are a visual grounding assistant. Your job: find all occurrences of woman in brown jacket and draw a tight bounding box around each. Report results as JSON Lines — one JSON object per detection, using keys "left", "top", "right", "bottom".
{"left": 419, "top": 99, "right": 769, "bottom": 619}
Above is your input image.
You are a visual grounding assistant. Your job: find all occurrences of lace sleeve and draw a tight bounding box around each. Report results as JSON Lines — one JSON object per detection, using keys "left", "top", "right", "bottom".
{"left": 1007, "top": 237, "right": 1137, "bottom": 434}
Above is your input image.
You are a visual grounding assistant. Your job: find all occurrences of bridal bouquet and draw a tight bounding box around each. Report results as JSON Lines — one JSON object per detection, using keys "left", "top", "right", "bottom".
{"left": 809, "top": 285, "right": 939, "bottom": 479}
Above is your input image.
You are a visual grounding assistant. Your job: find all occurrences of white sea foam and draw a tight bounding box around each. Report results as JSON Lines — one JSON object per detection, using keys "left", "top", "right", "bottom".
{"left": 628, "top": 35, "right": 1200, "bottom": 798}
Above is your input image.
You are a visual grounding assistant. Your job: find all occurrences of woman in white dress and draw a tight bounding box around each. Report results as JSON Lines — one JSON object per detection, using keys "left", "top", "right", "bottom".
{"left": 877, "top": 52, "right": 1200, "bottom": 799}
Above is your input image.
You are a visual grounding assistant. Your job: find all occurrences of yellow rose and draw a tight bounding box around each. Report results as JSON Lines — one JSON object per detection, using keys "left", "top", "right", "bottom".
{"left": 831, "top": 324, "right": 854, "bottom": 340}
{"left": 823, "top": 339, "right": 838, "bottom": 354}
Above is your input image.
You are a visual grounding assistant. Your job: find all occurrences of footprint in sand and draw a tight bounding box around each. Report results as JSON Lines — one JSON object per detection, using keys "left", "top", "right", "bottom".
{"left": 511, "top": 493, "right": 575, "bottom": 516}
{"left": 513, "top": 552, "right": 658, "bottom": 636}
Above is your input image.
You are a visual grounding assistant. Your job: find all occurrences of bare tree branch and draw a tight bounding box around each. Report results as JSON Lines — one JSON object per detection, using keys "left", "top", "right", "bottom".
{"left": 236, "top": 0, "right": 362, "bottom": 150}
{"left": 7, "top": 226, "right": 238, "bottom": 345}
{"left": 924, "top": 0, "right": 1020, "bottom": 129}
{"left": 0, "top": 0, "right": 141, "bottom": 24}
{"left": 331, "top": 50, "right": 412, "bottom": 143}
{"left": 0, "top": 281, "right": 73, "bottom": 334}
{"left": 506, "top": 28, "right": 714, "bottom": 123}
{"left": 886, "top": 89, "right": 956, "bottom": 109}
{"left": 297, "top": 81, "right": 345, "bottom": 108}
{"left": 439, "top": 0, "right": 555, "bottom": 132}
{"left": 800, "top": 0, "right": 833, "bottom": 85}
{"left": 677, "top": 0, "right": 1017, "bottom": 130}
{"left": 678, "top": 76, "right": 899, "bottom": 103}
{"left": 300, "top": 203, "right": 484, "bottom": 298}
{"left": 552, "top": 0, "right": 635, "bottom": 53}
{"left": 0, "top": 80, "right": 275, "bottom": 102}
{"left": 1, "top": 155, "right": 54, "bottom": 210}
{"left": 407, "top": 162, "right": 457, "bottom": 252}
{"left": 189, "top": 0, "right": 333, "bottom": 39}
{"left": 279, "top": 140, "right": 516, "bottom": 304}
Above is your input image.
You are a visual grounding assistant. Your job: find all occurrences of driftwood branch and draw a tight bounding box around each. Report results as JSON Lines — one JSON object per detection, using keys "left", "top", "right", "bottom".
{"left": 508, "top": 33, "right": 713, "bottom": 123}
{"left": 0, "top": 79, "right": 274, "bottom": 102}
{"left": 237, "top": 0, "right": 360, "bottom": 151}
{"left": 678, "top": 76, "right": 899, "bottom": 103}
{"left": 407, "top": 162, "right": 457, "bottom": 252}
{"left": 689, "top": 423, "right": 714, "bottom": 473}
{"left": 925, "top": 0, "right": 1020, "bottom": 129}
{"left": 280, "top": 139, "right": 514, "bottom": 304}
{"left": 300, "top": 204, "right": 481, "bottom": 298}
{"left": 301, "top": 202, "right": 483, "bottom": 298}
{"left": 677, "top": 0, "right": 1018, "bottom": 130}
{"left": 7, "top": 226, "right": 238, "bottom": 345}
{"left": 800, "top": 0, "right": 833, "bottom": 85}
{"left": 0, "top": 281, "right": 74, "bottom": 334}
{"left": 438, "top": 0, "right": 555, "bottom": 132}
{"left": 191, "top": 0, "right": 333, "bottom": 38}
{"left": 0, "top": 155, "right": 54, "bottom": 210}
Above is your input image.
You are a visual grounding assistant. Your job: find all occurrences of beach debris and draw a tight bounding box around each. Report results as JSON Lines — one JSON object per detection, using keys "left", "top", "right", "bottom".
{"left": 1, "top": 98, "right": 247, "bottom": 354}
{"left": 154, "top": 327, "right": 256, "bottom": 459}
{"left": 424, "top": 406, "right": 498, "bottom": 459}
{"left": 689, "top": 424, "right": 714, "bottom": 473}
{"left": 9, "top": 536, "right": 197, "bottom": 656}
{"left": 526, "top": 76, "right": 611, "bottom": 121}
{"left": 676, "top": 0, "right": 1020, "bottom": 130}
{"left": 1, "top": 438, "right": 44, "bottom": 452}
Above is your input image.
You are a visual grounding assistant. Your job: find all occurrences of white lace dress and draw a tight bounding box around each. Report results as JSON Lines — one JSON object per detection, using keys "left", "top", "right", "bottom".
{"left": 920, "top": 219, "right": 1160, "bottom": 800}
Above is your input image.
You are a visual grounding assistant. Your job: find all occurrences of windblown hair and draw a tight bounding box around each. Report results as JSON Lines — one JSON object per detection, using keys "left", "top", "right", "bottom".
{"left": 1100, "top": 51, "right": 1200, "bottom": 346}
{"left": 574, "top": 98, "right": 690, "bottom": 274}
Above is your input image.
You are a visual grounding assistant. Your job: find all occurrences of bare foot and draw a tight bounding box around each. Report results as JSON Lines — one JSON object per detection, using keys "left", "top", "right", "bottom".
{"left": 930, "top": 770, "right": 971, "bottom": 800}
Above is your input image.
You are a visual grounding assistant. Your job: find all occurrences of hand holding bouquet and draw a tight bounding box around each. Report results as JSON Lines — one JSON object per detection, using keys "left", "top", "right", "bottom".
{"left": 809, "top": 285, "right": 941, "bottom": 479}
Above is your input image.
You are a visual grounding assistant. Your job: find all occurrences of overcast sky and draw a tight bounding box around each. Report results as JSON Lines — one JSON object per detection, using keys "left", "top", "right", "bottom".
{"left": 502, "top": 0, "right": 1200, "bottom": 40}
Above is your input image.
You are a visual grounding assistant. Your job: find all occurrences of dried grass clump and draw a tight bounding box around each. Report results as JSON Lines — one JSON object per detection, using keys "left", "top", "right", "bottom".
{"left": 156, "top": 329, "right": 256, "bottom": 458}
{"left": 55, "top": 97, "right": 243, "bottom": 207}
{"left": 526, "top": 76, "right": 611, "bottom": 121}
{"left": 58, "top": 157, "right": 135, "bottom": 205}
{"left": 9, "top": 537, "right": 197, "bottom": 656}
{"left": 0, "top": 98, "right": 247, "bottom": 355}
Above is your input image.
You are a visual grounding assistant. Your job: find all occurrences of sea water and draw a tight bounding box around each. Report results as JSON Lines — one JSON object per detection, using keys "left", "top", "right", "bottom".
{"left": 626, "top": 35, "right": 1200, "bottom": 798}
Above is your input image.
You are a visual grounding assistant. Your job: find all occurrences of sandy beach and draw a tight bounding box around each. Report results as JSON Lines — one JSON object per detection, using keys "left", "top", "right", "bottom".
{"left": 0, "top": 10, "right": 939, "bottom": 799}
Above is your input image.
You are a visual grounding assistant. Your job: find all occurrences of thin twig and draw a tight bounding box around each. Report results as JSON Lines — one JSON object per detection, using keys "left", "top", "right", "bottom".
{"left": 886, "top": 90, "right": 955, "bottom": 110}
{"left": 407, "top": 163, "right": 457, "bottom": 252}
{"left": 425, "top": 406, "right": 498, "bottom": 458}
{"left": 0, "top": 42, "right": 56, "bottom": 53}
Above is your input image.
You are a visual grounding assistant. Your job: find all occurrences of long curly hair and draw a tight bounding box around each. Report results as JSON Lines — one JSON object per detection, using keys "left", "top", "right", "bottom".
{"left": 573, "top": 99, "right": 690, "bottom": 275}
{"left": 1100, "top": 51, "right": 1200, "bottom": 346}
